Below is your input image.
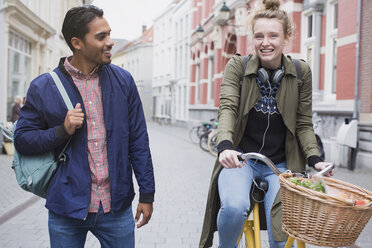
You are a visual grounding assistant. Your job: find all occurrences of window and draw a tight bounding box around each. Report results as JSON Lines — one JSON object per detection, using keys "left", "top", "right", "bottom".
{"left": 196, "top": 63, "right": 200, "bottom": 104}
{"left": 307, "top": 15, "right": 313, "bottom": 38}
{"left": 13, "top": 53, "right": 20, "bottom": 73}
{"left": 7, "top": 31, "right": 32, "bottom": 121}
{"left": 208, "top": 56, "right": 214, "bottom": 103}
{"left": 334, "top": 3, "right": 338, "bottom": 29}
{"left": 179, "top": 45, "right": 183, "bottom": 78}
{"left": 322, "top": 1, "right": 338, "bottom": 98}
{"left": 175, "top": 48, "right": 178, "bottom": 77}
{"left": 8, "top": 31, "right": 32, "bottom": 55}
{"left": 331, "top": 39, "right": 337, "bottom": 93}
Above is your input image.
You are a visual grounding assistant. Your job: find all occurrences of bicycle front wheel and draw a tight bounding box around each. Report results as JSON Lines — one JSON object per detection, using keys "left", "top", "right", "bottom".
{"left": 189, "top": 126, "right": 200, "bottom": 144}
{"left": 207, "top": 130, "right": 218, "bottom": 157}
{"left": 199, "top": 132, "right": 209, "bottom": 152}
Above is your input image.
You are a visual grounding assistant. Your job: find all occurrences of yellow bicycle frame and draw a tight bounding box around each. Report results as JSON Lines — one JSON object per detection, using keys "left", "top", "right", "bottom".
{"left": 238, "top": 203, "right": 306, "bottom": 248}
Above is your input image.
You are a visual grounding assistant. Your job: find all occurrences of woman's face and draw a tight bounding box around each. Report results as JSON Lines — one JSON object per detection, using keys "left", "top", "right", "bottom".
{"left": 253, "top": 18, "right": 288, "bottom": 69}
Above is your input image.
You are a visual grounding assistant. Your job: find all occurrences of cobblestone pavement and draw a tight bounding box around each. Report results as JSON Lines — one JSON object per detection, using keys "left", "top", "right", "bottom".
{"left": 0, "top": 123, "right": 371, "bottom": 248}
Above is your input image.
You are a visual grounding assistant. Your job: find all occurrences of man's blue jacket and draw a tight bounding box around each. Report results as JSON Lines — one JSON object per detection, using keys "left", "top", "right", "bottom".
{"left": 14, "top": 58, "right": 155, "bottom": 220}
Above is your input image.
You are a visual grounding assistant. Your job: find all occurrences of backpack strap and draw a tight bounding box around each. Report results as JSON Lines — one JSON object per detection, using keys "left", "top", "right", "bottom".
{"left": 49, "top": 71, "right": 73, "bottom": 162}
{"left": 50, "top": 71, "right": 74, "bottom": 110}
{"left": 293, "top": 59, "right": 303, "bottom": 92}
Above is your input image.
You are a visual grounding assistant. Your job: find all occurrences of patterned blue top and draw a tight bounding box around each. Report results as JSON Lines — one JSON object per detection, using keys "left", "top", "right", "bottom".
{"left": 254, "top": 77, "right": 282, "bottom": 115}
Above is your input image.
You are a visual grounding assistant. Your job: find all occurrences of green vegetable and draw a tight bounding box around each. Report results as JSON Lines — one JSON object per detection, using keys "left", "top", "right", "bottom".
{"left": 289, "top": 177, "right": 326, "bottom": 193}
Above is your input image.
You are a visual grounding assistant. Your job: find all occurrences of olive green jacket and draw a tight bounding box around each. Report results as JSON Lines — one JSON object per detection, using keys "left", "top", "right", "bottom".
{"left": 199, "top": 54, "right": 320, "bottom": 248}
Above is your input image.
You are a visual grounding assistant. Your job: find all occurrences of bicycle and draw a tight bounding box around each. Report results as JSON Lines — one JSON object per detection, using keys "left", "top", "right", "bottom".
{"left": 235, "top": 152, "right": 338, "bottom": 248}
{"left": 207, "top": 128, "right": 218, "bottom": 157}
{"left": 199, "top": 121, "right": 218, "bottom": 152}
{"left": 189, "top": 119, "right": 217, "bottom": 144}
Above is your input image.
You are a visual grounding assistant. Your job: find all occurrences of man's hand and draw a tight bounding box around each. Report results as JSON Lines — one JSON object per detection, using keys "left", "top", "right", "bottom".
{"left": 314, "top": 162, "right": 335, "bottom": 177}
{"left": 219, "top": 149, "right": 243, "bottom": 169}
{"left": 64, "top": 103, "right": 84, "bottom": 135}
{"left": 135, "top": 202, "right": 153, "bottom": 228}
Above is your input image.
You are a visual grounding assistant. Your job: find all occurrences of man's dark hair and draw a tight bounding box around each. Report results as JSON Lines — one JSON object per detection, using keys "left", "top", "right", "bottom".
{"left": 62, "top": 5, "right": 104, "bottom": 52}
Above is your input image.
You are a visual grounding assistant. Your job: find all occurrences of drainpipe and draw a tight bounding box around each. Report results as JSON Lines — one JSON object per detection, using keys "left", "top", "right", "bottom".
{"left": 349, "top": 0, "right": 362, "bottom": 170}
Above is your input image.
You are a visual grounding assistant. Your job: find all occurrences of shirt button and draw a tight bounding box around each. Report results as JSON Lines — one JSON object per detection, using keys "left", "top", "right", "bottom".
{"left": 89, "top": 101, "right": 92, "bottom": 104}
{"left": 95, "top": 142, "right": 98, "bottom": 147}
{"left": 97, "top": 163, "right": 100, "bottom": 167}
{"left": 98, "top": 186, "right": 101, "bottom": 189}
{"left": 93, "top": 121, "right": 96, "bottom": 126}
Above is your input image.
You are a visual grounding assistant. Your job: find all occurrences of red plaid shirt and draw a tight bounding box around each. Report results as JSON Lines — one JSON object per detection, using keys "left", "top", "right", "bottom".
{"left": 64, "top": 57, "right": 111, "bottom": 213}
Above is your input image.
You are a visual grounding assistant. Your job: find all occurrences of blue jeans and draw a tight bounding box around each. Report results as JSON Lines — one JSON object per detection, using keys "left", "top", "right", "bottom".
{"left": 217, "top": 159, "right": 288, "bottom": 248}
{"left": 48, "top": 203, "right": 135, "bottom": 248}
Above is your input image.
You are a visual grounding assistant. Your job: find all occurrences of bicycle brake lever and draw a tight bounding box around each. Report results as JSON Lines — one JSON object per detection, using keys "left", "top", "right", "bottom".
{"left": 237, "top": 154, "right": 244, "bottom": 161}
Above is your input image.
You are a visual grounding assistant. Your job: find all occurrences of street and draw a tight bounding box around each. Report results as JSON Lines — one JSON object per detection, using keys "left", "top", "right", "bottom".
{"left": 0, "top": 123, "right": 372, "bottom": 247}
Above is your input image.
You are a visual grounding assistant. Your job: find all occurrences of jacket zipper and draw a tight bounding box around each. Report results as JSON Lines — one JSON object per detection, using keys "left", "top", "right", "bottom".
{"left": 62, "top": 73, "right": 92, "bottom": 221}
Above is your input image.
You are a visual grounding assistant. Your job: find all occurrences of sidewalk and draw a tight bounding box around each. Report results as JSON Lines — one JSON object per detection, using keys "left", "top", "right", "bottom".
{"left": 0, "top": 122, "right": 371, "bottom": 247}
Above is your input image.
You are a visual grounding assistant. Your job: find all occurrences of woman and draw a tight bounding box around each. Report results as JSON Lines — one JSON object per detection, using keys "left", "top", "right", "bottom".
{"left": 199, "top": 1, "right": 333, "bottom": 247}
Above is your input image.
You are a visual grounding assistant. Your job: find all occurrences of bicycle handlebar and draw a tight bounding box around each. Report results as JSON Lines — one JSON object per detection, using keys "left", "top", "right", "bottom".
{"left": 238, "top": 152, "right": 334, "bottom": 178}
{"left": 312, "top": 163, "right": 335, "bottom": 178}
{"left": 238, "top": 152, "right": 281, "bottom": 176}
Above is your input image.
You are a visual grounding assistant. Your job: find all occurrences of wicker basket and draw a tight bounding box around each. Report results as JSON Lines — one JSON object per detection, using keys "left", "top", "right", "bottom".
{"left": 279, "top": 173, "right": 372, "bottom": 247}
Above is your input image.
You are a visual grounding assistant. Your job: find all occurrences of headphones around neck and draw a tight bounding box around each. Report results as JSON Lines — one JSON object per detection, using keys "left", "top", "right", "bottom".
{"left": 255, "top": 66, "right": 285, "bottom": 156}
{"left": 257, "top": 67, "right": 285, "bottom": 85}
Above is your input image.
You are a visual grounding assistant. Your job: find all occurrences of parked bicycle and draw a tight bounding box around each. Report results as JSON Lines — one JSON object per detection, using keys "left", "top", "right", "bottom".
{"left": 199, "top": 121, "right": 218, "bottom": 153}
{"left": 189, "top": 119, "right": 217, "bottom": 144}
{"left": 207, "top": 128, "right": 218, "bottom": 157}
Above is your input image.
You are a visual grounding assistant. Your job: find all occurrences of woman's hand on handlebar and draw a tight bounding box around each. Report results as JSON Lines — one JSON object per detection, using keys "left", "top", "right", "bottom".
{"left": 314, "top": 162, "right": 335, "bottom": 177}
{"left": 219, "top": 150, "right": 242, "bottom": 169}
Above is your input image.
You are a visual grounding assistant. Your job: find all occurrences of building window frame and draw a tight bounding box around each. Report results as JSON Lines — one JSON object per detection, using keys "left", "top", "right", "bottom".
{"left": 207, "top": 54, "right": 214, "bottom": 104}
{"left": 196, "top": 62, "right": 200, "bottom": 104}
{"left": 302, "top": 10, "right": 315, "bottom": 71}
{"left": 7, "top": 30, "right": 32, "bottom": 121}
{"left": 324, "top": 0, "right": 338, "bottom": 100}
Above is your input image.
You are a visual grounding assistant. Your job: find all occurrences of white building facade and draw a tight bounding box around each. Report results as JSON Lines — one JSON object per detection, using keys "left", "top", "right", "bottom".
{"left": 152, "top": 4, "right": 174, "bottom": 123}
{"left": 171, "top": 0, "right": 192, "bottom": 124}
{"left": 112, "top": 28, "right": 154, "bottom": 121}
{"left": 0, "top": 0, "right": 91, "bottom": 123}
{"left": 152, "top": 0, "right": 192, "bottom": 124}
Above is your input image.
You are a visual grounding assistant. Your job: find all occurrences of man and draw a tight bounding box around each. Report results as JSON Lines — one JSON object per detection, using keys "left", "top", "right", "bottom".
{"left": 14, "top": 5, "right": 155, "bottom": 247}
{"left": 10, "top": 96, "right": 22, "bottom": 122}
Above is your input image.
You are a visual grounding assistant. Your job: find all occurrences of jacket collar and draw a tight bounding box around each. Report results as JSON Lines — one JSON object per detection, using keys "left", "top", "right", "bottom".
{"left": 58, "top": 57, "right": 106, "bottom": 76}
{"left": 244, "top": 54, "right": 298, "bottom": 78}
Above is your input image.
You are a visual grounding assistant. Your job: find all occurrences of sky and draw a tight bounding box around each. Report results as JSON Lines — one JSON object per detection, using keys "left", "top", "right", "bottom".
{"left": 92, "top": 0, "right": 173, "bottom": 41}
